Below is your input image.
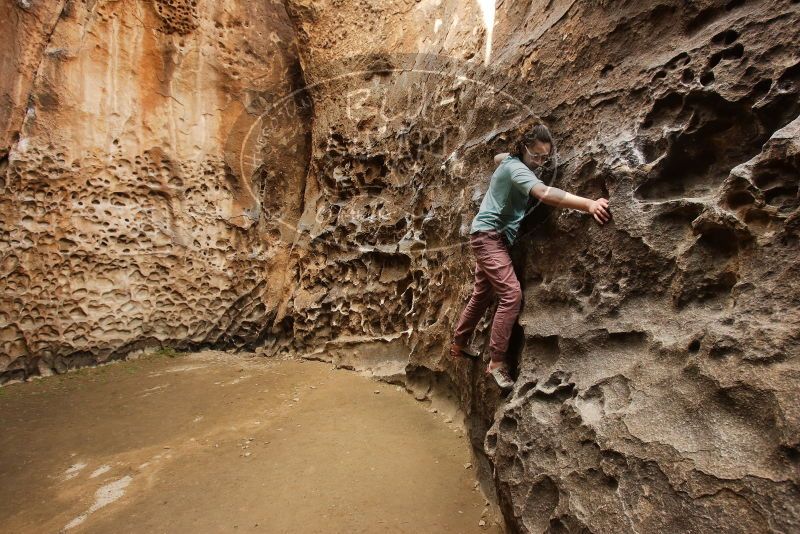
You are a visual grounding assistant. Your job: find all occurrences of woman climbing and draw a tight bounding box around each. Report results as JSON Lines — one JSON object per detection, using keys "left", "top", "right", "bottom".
{"left": 450, "top": 124, "right": 610, "bottom": 390}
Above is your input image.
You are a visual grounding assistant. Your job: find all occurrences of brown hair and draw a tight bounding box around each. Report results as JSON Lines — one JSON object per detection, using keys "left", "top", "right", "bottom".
{"left": 512, "top": 123, "right": 554, "bottom": 161}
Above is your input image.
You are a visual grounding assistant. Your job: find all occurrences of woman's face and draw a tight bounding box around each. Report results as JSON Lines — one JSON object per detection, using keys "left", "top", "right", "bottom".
{"left": 523, "top": 140, "right": 552, "bottom": 169}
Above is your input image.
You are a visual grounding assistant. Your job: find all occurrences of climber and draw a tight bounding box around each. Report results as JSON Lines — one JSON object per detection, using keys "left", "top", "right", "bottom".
{"left": 450, "top": 124, "right": 610, "bottom": 390}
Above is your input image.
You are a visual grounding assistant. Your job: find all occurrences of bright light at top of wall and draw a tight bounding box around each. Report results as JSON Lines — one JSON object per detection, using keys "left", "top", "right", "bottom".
{"left": 476, "top": 0, "right": 495, "bottom": 65}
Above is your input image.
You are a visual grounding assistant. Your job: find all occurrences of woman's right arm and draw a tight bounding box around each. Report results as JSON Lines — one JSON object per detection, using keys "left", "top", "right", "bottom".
{"left": 530, "top": 183, "right": 611, "bottom": 225}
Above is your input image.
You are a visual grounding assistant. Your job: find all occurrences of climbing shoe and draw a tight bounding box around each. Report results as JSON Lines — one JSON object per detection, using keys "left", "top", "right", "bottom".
{"left": 486, "top": 362, "right": 514, "bottom": 390}
{"left": 449, "top": 342, "right": 481, "bottom": 360}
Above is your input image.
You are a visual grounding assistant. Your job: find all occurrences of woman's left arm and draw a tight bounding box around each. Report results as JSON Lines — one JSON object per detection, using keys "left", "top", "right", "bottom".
{"left": 493, "top": 152, "right": 510, "bottom": 165}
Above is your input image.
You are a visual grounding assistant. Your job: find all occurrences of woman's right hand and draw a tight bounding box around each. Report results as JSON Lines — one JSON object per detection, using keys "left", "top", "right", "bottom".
{"left": 588, "top": 198, "right": 610, "bottom": 225}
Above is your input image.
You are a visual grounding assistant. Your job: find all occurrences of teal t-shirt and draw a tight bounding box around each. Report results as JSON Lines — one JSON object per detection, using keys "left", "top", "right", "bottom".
{"left": 469, "top": 155, "right": 543, "bottom": 245}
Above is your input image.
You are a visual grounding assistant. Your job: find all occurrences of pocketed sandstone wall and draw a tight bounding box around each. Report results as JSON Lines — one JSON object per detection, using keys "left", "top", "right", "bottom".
{"left": 2, "top": 0, "right": 798, "bottom": 531}
{"left": 1, "top": 0, "right": 310, "bottom": 379}
{"left": 281, "top": 0, "right": 800, "bottom": 531}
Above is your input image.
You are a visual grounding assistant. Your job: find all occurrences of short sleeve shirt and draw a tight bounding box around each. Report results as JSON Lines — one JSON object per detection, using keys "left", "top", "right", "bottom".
{"left": 469, "top": 155, "right": 543, "bottom": 245}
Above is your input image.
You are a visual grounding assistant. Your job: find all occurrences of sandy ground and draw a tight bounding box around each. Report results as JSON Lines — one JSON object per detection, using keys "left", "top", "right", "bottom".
{"left": 0, "top": 350, "right": 501, "bottom": 533}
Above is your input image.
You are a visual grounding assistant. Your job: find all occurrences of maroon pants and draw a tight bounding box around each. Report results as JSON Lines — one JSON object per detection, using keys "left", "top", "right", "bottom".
{"left": 452, "top": 230, "right": 522, "bottom": 363}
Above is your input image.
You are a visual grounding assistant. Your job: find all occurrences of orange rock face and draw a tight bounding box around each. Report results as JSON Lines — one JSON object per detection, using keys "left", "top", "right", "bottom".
{"left": 2, "top": 0, "right": 310, "bottom": 375}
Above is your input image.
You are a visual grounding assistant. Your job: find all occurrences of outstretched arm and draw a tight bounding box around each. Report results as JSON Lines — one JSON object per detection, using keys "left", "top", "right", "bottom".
{"left": 530, "top": 183, "right": 610, "bottom": 225}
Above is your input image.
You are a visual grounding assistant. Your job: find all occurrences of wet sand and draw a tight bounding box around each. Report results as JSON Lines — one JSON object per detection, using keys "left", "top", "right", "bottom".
{"left": 0, "top": 350, "right": 500, "bottom": 533}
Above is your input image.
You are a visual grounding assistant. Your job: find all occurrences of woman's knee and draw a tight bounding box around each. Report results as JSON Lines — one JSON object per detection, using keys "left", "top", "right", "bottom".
{"left": 498, "top": 283, "right": 522, "bottom": 305}
{"left": 471, "top": 284, "right": 494, "bottom": 300}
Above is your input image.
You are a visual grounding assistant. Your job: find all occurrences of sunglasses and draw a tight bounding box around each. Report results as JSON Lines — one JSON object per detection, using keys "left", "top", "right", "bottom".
{"left": 524, "top": 144, "right": 552, "bottom": 165}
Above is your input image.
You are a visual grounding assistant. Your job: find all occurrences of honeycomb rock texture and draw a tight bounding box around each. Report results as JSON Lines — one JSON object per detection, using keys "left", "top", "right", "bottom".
{"left": 3, "top": 0, "right": 800, "bottom": 531}
{"left": 279, "top": 1, "right": 800, "bottom": 529}
{"left": 1, "top": 0, "right": 310, "bottom": 378}
{"left": 153, "top": 0, "right": 200, "bottom": 35}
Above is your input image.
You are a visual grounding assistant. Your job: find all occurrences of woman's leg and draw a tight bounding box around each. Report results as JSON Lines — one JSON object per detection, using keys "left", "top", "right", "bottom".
{"left": 471, "top": 232, "right": 522, "bottom": 363}
{"left": 452, "top": 259, "right": 495, "bottom": 348}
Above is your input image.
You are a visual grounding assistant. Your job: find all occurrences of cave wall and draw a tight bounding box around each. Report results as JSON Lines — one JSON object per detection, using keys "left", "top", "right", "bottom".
{"left": 2, "top": 0, "right": 799, "bottom": 531}
{"left": 1, "top": 0, "right": 311, "bottom": 378}
{"left": 280, "top": 0, "right": 800, "bottom": 531}
{"left": 479, "top": 2, "right": 800, "bottom": 531}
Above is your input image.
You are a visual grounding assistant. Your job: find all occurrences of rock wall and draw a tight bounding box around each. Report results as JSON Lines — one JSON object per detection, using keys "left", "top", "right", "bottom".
{"left": 2, "top": 0, "right": 799, "bottom": 531}
{"left": 471, "top": 2, "right": 800, "bottom": 532}
{"left": 279, "top": 0, "right": 800, "bottom": 530}
{"left": 1, "top": 0, "right": 311, "bottom": 379}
